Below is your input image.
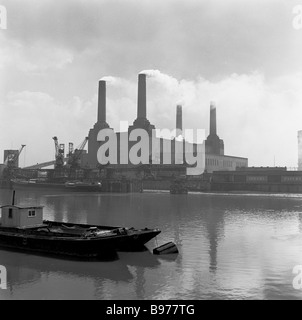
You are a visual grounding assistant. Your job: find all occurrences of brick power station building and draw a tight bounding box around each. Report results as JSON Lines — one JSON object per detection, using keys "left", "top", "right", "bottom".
{"left": 84, "top": 73, "right": 248, "bottom": 179}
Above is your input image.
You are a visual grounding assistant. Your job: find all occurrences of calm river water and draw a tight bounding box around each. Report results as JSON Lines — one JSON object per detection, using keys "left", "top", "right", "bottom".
{"left": 1, "top": 189, "right": 302, "bottom": 300}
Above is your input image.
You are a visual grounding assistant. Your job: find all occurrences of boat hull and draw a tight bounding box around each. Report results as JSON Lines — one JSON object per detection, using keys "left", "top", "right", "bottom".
{"left": 115, "top": 228, "right": 161, "bottom": 251}
{"left": 0, "top": 229, "right": 118, "bottom": 260}
{"left": 44, "top": 220, "right": 161, "bottom": 252}
{"left": 0, "top": 220, "right": 161, "bottom": 259}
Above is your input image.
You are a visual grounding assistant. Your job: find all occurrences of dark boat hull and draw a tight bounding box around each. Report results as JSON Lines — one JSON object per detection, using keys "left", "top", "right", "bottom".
{"left": 115, "top": 229, "right": 161, "bottom": 251}
{"left": 0, "top": 229, "right": 118, "bottom": 260}
{"left": 0, "top": 221, "right": 161, "bottom": 259}
{"left": 43, "top": 220, "right": 161, "bottom": 251}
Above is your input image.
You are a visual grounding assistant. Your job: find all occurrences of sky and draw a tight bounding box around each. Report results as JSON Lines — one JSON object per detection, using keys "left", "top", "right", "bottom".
{"left": 0, "top": 0, "right": 302, "bottom": 168}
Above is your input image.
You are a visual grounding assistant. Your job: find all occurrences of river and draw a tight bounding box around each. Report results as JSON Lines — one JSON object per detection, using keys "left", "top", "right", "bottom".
{"left": 0, "top": 189, "right": 302, "bottom": 300}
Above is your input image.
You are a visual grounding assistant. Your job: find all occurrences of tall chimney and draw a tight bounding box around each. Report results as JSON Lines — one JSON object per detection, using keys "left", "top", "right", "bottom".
{"left": 98, "top": 80, "right": 106, "bottom": 123}
{"left": 176, "top": 105, "right": 182, "bottom": 136}
{"left": 137, "top": 73, "right": 147, "bottom": 119}
{"left": 210, "top": 101, "right": 217, "bottom": 136}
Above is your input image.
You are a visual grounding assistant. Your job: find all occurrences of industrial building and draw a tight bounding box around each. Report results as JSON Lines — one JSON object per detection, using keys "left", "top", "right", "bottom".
{"left": 211, "top": 167, "right": 302, "bottom": 193}
{"left": 1, "top": 72, "right": 248, "bottom": 192}
{"left": 86, "top": 73, "right": 248, "bottom": 177}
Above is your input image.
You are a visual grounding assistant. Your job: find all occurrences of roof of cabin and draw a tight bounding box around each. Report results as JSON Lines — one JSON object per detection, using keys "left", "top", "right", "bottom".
{"left": 0, "top": 205, "right": 44, "bottom": 209}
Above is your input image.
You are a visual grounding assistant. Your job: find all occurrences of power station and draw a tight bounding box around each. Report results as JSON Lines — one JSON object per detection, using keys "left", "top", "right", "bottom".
{"left": 1, "top": 72, "right": 249, "bottom": 191}
{"left": 86, "top": 73, "right": 248, "bottom": 175}
{"left": 4, "top": 71, "right": 302, "bottom": 193}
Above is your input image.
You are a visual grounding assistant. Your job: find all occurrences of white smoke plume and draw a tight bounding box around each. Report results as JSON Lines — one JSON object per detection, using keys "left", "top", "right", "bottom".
{"left": 140, "top": 69, "right": 179, "bottom": 87}
{"left": 99, "top": 76, "right": 128, "bottom": 87}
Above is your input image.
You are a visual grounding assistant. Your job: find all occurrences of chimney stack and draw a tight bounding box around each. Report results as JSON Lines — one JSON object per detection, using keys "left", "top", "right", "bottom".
{"left": 98, "top": 80, "right": 106, "bottom": 123}
{"left": 137, "top": 73, "right": 147, "bottom": 119}
{"left": 130, "top": 72, "right": 155, "bottom": 132}
{"left": 210, "top": 101, "right": 217, "bottom": 136}
{"left": 176, "top": 105, "right": 182, "bottom": 136}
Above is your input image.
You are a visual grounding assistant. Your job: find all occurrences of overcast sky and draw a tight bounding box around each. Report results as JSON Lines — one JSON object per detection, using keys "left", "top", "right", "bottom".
{"left": 1, "top": 0, "right": 302, "bottom": 167}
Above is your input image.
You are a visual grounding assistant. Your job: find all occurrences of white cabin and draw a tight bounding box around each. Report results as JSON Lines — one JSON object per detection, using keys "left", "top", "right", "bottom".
{"left": 0, "top": 205, "right": 44, "bottom": 228}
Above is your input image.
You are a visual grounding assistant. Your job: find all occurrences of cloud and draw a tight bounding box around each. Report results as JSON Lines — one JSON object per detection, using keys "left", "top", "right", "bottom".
{"left": 2, "top": 0, "right": 301, "bottom": 79}
{"left": 0, "top": 34, "right": 73, "bottom": 74}
{"left": 1, "top": 1, "right": 301, "bottom": 168}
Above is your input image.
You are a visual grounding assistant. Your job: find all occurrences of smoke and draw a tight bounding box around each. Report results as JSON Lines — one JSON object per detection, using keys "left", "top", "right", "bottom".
{"left": 140, "top": 69, "right": 179, "bottom": 90}
{"left": 99, "top": 76, "right": 127, "bottom": 87}
{"left": 100, "top": 76, "right": 115, "bottom": 82}
{"left": 139, "top": 70, "right": 190, "bottom": 110}
{"left": 176, "top": 100, "right": 185, "bottom": 106}
{"left": 139, "top": 69, "right": 161, "bottom": 77}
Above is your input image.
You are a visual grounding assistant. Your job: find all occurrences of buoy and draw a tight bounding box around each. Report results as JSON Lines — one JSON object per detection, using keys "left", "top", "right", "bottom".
{"left": 153, "top": 242, "right": 178, "bottom": 255}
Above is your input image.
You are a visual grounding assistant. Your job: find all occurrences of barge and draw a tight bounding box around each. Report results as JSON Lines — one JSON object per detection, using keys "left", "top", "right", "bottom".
{"left": 0, "top": 192, "right": 161, "bottom": 260}
{"left": 10, "top": 179, "right": 102, "bottom": 192}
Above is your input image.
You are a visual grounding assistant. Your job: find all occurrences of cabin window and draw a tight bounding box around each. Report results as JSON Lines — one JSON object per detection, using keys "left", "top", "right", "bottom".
{"left": 8, "top": 208, "right": 13, "bottom": 219}
{"left": 28, "top": 210, "right": 36, "bottom": 217}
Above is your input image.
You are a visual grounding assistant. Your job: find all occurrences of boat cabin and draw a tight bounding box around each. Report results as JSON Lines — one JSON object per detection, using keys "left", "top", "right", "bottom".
{"left": 0, "top": 205, "right": 44, "bottom": 229}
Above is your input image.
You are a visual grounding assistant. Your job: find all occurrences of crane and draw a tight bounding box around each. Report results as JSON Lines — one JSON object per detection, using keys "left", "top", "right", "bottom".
{"left": 68, "top": 142, "right": 74, "bottom": 158}
{"left": 52, "top": 137, "right": 65, "bottom": 169}
{"left": 2, "top": 145, "right": 26, "bottom": 180}
{"left": 4, "top": 144, "right": 26, "bottom": 168}
{"left": 67, "top": 137, "right": 88, "bottom": 169}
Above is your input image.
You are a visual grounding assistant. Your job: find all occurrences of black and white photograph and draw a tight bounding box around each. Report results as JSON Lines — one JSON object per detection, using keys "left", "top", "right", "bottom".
{"left": 1, "top": 0, "right": 302, "bottom": 303}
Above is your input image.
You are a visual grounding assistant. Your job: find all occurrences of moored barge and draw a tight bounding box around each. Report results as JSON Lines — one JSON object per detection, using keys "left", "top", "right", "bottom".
{"left": 0, "top": 193, "right": 161, "bottom": 260}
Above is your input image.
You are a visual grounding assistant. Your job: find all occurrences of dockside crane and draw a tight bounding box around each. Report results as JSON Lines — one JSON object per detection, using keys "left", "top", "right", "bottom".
{"left": 68, "top": 142, "right": 74, "bottom": 158}
{"left": 4, "top": 144, "right": 26, "bottom": 168}
{"left": 2, "top": 144, "right": 26, "bottom": 180}
{"left": 52, "top": 136, "right": 65, "bottom": 169}
{"left": 67, "top": 137, "right": 88, "bottom": 169}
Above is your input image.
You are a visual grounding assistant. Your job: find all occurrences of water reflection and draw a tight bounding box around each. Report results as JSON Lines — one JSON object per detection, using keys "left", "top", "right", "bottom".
{"left": 0, "top": 248, "right": 133, "bottom": 300}
{"left": 202, "top": 198, "right": 225, "bottom": 273}
{"left": 1, "top": 189, "right": 302, "bottom": 299}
